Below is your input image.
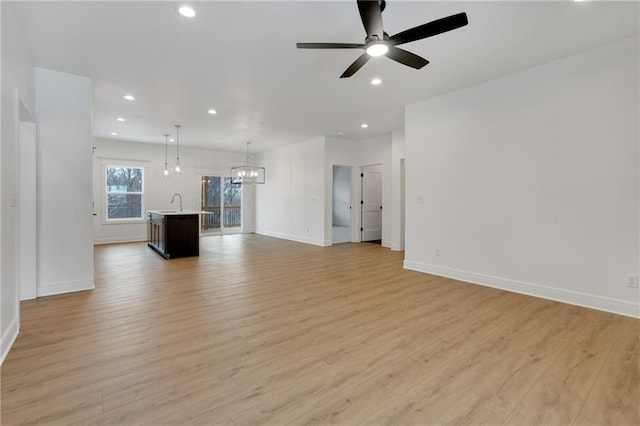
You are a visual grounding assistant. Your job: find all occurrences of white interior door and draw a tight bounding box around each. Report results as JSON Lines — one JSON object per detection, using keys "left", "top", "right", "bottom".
{"left": 361, "top": 165, "right": 382, "bottom": 242}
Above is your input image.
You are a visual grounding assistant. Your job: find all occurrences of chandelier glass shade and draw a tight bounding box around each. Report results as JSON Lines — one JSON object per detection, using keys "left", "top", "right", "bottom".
{"left": 231, "top": 142, "right": 265, "bottom": 184}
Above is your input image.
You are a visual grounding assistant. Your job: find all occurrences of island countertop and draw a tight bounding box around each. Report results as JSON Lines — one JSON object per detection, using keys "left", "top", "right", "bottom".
{"left": 146, "top": 210, "right": 200, "bottom": 216}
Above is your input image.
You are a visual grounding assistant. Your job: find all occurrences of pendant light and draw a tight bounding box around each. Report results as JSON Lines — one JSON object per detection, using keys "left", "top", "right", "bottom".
{"left": 173, "top": 124, "right": 182, "bottom": 176}
{"left": 163, "top": 133, "right": 170, "bottom": 178}
{"left": 231, "top": 141, "right": 265, "bottom": 184}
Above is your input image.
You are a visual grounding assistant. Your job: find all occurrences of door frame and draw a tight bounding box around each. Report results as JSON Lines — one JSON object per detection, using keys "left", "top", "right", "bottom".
{"left": 399, "top": 158, "right": 406, "bottom": 251}
{"left": 17, "top": 119, "right": 37, "bottom": 301}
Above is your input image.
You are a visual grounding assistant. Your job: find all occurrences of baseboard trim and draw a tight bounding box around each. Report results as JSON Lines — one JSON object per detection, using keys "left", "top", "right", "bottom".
{"left": 403, "top": 260, "right": 640, "bottom": 319}
{"left": 37, "top": 278, "right": 95, "bottom": 297}
{"left": 0, "top": 315, "right": 19, "bottom": 365}
{"left": 257, "top": 230, "right": 329, "bottom": 247}
{"left": 94, "top": 235, "right": 147, "bottom": 245}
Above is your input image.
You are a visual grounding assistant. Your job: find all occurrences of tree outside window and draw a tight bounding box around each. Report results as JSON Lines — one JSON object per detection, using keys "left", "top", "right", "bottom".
{"left": 106, "top": 166, "right": 144, "bottom": 220}
{"left": 203, "top": 177, "right": 242, "bottom": 207}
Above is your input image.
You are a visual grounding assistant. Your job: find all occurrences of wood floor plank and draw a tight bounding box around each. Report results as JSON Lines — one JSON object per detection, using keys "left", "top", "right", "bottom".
{"left": 574, "top": 321, "right": 640, "bottom": 426}
{"left": 1, "top": 234, "right": 637, "bottom": 425}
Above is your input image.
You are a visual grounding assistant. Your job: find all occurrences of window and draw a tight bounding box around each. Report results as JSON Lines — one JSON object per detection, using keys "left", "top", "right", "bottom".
{"left": 105, "top": 166, "right": 144, "bottom": 221}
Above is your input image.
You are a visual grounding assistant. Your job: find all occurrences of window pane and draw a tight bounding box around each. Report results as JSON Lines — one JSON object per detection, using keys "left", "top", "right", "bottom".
{"left": 206, "top": 176, "right": 221, "bottom": 208}
{"left": 223, "top": 177, "right": 241, "bottom": 206}
{"left": 201, "top": 176, "right": 221, "bottom": 231}
{"left": 107, "top": 194, "right": 142, "bottom": 219}
{"left": 223, "top": 177, "right": 241, "bottom": 227}
{"left": 107, "top": 167, "right": 143, "bottom": 192}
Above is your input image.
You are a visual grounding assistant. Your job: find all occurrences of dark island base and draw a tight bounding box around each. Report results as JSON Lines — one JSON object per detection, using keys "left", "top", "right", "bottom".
{"left": 148, "top": 212, "right": 200, "bottom": 259}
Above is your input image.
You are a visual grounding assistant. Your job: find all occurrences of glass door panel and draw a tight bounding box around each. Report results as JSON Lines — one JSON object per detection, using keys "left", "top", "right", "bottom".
{"left": 200, "top": 175, "right": 242, "bottom": 234}
{"left": 223, "top": 177, "right": 242, "bottom": 230}
{"left": 201, "top": 176, "right": 221, "bottom": 233}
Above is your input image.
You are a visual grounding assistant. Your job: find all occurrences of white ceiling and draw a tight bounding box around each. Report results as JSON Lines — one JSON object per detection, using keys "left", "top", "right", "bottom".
{"left": 9, "top": 1, "right": 639, "bottom": 153}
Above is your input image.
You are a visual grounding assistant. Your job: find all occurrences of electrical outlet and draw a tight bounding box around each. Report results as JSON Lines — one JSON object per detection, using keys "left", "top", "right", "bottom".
{"left": 627, "top": 275, "right": 639, "bottom": 288}
{"left": 435, "top": 249, "right": 441, "bottom": 257}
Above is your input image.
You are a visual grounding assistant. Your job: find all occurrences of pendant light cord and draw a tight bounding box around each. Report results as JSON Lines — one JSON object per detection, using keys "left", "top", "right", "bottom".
{"left": 164, "top": 133, "right": 169, "bottom": 166}
{"left": 175, "top": 124, "right": 181, "bottom": 162}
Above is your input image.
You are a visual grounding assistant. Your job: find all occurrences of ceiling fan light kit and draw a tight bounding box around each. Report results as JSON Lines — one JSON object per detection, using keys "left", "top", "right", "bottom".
{"left": 366, "top": 43, "right": 388, "bottom": 57}
{"left": 296, "top": 0, "right": 468, "bottom": 78}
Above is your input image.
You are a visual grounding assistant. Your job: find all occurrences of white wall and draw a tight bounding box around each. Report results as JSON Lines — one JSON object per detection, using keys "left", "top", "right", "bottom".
{"left": 92, "top": 138, "right": 250, "bottom": 243}
{"left": 390, "top": 129, "right": 406, "bottom": 251}
{"left": 1, "top": 3, "right": 35, "bottom": 363}
{"left": 35, "top": 68, "right": 94, "bottom": 297}
{"left": 256, "top": 137, "right": 326, "bottom": 246}
{"left": 404, "top": 37, "right": 639, "bottom": 318}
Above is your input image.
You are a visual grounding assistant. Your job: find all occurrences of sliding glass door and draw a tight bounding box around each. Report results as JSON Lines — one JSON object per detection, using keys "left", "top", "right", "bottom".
{"left": 201, "top": 176, "right": 242, "bottom": 234}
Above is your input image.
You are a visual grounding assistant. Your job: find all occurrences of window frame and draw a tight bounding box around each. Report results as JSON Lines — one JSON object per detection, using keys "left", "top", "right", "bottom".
{"left": 103, "top": 164, "right": 146, "bottom": 224}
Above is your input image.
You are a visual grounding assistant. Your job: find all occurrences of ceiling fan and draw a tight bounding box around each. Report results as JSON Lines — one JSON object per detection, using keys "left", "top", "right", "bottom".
{"left": 296, "top": 0, "right": 468, "bottom": 78}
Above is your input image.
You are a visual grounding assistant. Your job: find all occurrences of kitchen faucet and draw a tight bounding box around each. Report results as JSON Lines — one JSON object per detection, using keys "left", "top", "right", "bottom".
{"left": 171, "top": 193, "right": 183, "bottom": 212}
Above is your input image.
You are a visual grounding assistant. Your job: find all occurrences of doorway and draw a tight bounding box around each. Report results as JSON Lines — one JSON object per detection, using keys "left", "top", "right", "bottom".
{"left": 332, "top": 165, "right": 351, "bottom": 244}
{"left": 361, "top": 164, "right": 382, "bottom": 244}
{"left": 200, "top": 175, "right": 242, "bottom": 234}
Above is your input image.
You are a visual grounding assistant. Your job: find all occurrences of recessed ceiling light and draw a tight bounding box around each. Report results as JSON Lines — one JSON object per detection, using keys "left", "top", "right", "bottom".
{"left": 123, "top": 94, "right": 135, "bottom": 101}
{"left": 169, "top": 138, "right": 175, "bottom": 142}
{"left": 208, "top": 109, "right": 217, "bottom": 115}
{"left": 178, "top": 5, "right": 196, "bottom": 17}
{"left": 366, "top": 43, "right": 388, "bottom": 57}
{"left": 116, "top": 117, "right": 125, "bottom": 122}
{"left": 338, "top": 131, "right": 344, "bottom": 136}
{"left": 371, "top": 78, "right": 382, "bottom": 85}
{"left": 111, "top": 132, "right": 118, "bottom": 136}
{"left": 361, "top": 123, "right": 369, "bottom": 129}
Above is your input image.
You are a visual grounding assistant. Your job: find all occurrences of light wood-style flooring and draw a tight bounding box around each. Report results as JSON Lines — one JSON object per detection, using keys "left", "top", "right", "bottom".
{"left": 1, "top": 234, "right": 638, "bottom": 425}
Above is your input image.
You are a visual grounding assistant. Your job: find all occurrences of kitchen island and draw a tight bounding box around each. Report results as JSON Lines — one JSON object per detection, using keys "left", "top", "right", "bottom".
{"left": 147, "top": 210, "right": 200, "bottom": 259}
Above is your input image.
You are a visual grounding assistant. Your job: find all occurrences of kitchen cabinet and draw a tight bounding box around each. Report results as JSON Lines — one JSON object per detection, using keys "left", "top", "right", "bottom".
{"left": 147, "top": 211, "right": 199, "bottom": 259}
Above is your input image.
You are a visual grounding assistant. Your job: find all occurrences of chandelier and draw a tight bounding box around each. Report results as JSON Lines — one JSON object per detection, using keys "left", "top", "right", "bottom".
{"left": 231, "top": 142, "right": 265, "bottom": 184}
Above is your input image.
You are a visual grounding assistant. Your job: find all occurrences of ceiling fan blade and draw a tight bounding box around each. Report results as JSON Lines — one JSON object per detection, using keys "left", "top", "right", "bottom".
{"left": 389, "top": 12, "right": 468, "bottom": 46}
{"left": 386, "top": 46, "right": 429, "bottom": 69}
{"left": 357, "top": 0, "right": 384, "bottom": 40}
{"left": 340, "top": 52, "right": 371, "bottom": 78}
{"left": 296, "top": 42, "right": 365, "bottom": 49}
